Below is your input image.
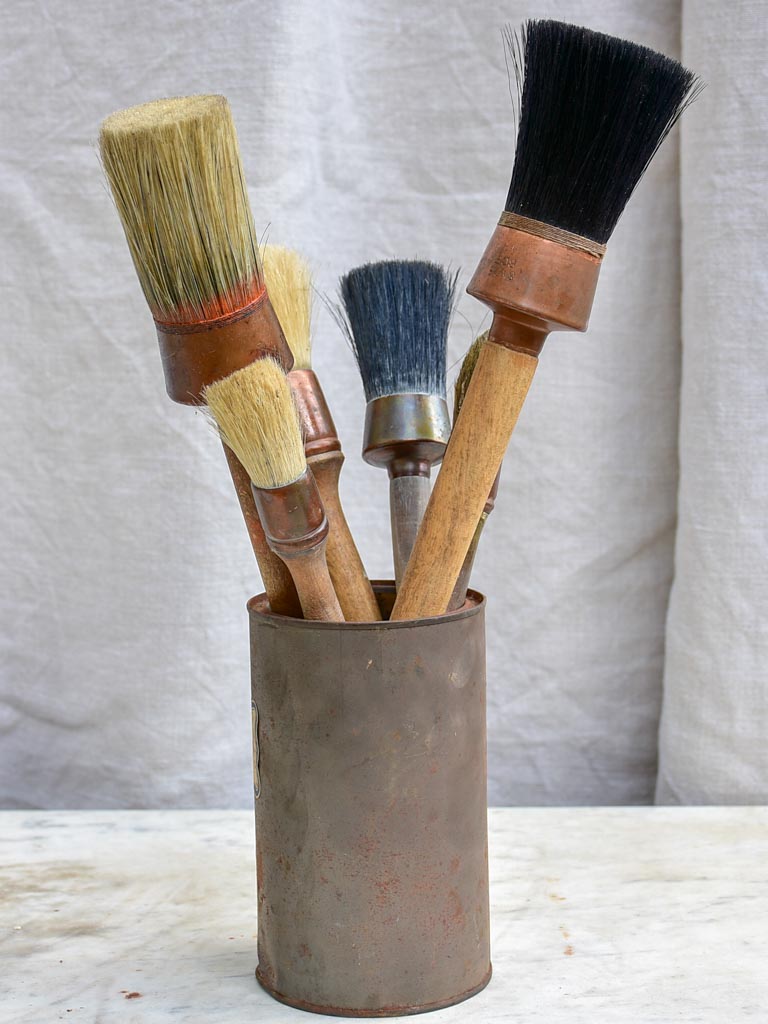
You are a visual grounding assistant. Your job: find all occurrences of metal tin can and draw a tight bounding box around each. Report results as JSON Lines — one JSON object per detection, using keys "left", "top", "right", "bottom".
{"left": 248, "top": 583, "right": 491, "bottom": 1017}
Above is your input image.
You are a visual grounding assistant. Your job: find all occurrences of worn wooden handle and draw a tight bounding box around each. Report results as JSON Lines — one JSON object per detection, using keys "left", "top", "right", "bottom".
{"left": 390, "top": 474, "right": 431, "bottom": 590}
{"left": 282, "top": 543, "right": 345, "bottom": 622}
{"left": 391, "top": 343, "right": 538, "bottom": 620}
{"left": 448, "top": 511, "right": 489, "bottom": 611}
{"left": 222, "top": 444, "right": 302, "bottom": 617}
{"left": 309, "top": 451, "right": 381, "bottom": 621}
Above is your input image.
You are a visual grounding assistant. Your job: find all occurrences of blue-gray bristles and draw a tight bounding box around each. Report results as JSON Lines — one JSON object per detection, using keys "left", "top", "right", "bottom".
{"left": 339, "top": 260, "right": 457, "bottom": 403}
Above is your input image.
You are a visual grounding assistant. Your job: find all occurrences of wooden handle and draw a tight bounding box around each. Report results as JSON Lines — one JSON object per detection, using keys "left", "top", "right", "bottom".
{"left": 310, "top": 451, "right": 381, "bottom": 621}
{"left": 222, "top": 444, "right": 302, "bottom": 617}
{"left": 390, "top": 474, "right": 431, "bottom": 590}
{"left": 391, "top": 343, "right": 538, "bottom": 620}
{"left": 448, "top": 511, "right": 489, "bottom": 611}
{"left": 282, "top": 543, "right": 345, "bottom": 622}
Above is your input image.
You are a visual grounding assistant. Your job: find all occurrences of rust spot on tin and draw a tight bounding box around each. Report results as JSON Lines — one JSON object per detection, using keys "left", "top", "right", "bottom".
{"left": 449, "top": 856, "right": 460, "bottom": 874}
{"left": 298, "top": 943, "right": 312, "bottom": 959}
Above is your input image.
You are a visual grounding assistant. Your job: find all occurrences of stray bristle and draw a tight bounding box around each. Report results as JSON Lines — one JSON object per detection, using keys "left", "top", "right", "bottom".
{"left": 504, "top": 20, "right": 700, "bottom": 244}
{"left": 100, "top": 94, "right": 263, "bottom": 325}
{"left": 339, "top": 260, "right": 457, "bottom": 402}
{"left": 204, "top": 360, "right": 306, "bottom": 490}
{"left": 454, "top": 332, "right": 488, "bottom": 423}
{"left": 262, "top": 246, "right": 313, "bottom": 370}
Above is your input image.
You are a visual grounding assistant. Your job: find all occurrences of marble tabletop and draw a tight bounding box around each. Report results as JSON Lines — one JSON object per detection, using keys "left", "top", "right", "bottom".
{"left": 1, "top": 808, "right": 766, "bottom": 1022}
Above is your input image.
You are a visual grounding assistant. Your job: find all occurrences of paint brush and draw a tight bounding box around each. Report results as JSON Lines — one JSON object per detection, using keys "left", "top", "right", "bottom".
{"left": 205, "top": 359, "right": 344, "bottom": 622}
{"left": 392, "top": 20, "right": 699, "bottom": 620}
{"left": 100, "top": 95, "right": 301, "bottom": 616}
{"left": 262, "top": 246, "right": 381, "bottom": 621}
{"left": 448, "top": 332, "right": 500, "bottom": 611}
{"left": 339, "top": 260, "right": 456, "bottom": 588}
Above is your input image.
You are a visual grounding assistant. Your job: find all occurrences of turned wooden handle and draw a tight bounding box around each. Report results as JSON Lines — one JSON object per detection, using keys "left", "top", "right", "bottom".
{"left": 391, "top": 343, "right": 538, "bottom": 620}
{"left": 222, "top": 444, "right": 302, "bottom": 617}
{"left": 283, "top": 543, "right": 345, "bottom": 622}
{"left": 390, "top": 474, "right": 431, "bottom": 590}
{"left": 310, "top": 451, "right": 381, "bottom": 621}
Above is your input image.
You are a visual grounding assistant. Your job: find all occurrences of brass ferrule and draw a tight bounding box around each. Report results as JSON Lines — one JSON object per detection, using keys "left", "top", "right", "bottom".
{"left": 287, "top": 369, "right": 341, "bottom": 458}
{"left": 155, "top": 290, "right": 294, "bottom": 405}
{"left": 466, "top": 218, "right": 604, "bottom": 357}
{"left": 250, "top": 469, "right": 328, "bottom": 559}
{"left": 363, "top": 394, "right": 451, "bottom": 479}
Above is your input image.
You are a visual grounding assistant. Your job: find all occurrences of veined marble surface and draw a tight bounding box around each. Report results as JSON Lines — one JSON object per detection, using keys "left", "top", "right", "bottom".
{"left": 1, "top": 808, "right": 766, "bottom": 1022}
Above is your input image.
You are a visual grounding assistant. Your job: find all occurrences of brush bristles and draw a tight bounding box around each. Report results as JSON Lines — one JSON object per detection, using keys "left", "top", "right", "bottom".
{"left": 100, "top": 95, "right": 263, "bottom": 325}
{"left": 504, "top": 20, "right": 700, "bottom": 244}
{"left": 454, "top": 332, "right": 488, "bottom": 422}
{"left": 204, "top": 360, "right": 306, "bottom": 490}
{"left": 262, "top": 246, "right": 313, "bottom": 370}
{"left": 339, "top": 260, "right": 457, "bottom": 403}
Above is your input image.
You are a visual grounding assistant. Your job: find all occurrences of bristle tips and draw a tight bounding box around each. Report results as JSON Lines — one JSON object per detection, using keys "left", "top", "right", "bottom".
{"left": 261, "top": 246, "right": 313, "bottom": 370}
{"left": 454, "top": 332, "right": 488, "bottom": 421}
{"left": 204, "top": 360, "right": 306, "bottom": 490}
{"left": 504, "top": 20, "right": 700, "bottom": 244}
{"left": 339, "top": 260, "right": 457, "bottom": 402}
{"left": 100, "top": 94, "right": 262, "bottom": 325}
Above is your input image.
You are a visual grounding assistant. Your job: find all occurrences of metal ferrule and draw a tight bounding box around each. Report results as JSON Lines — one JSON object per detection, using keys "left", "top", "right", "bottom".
{"left": 466, "top": 219, "right": 604, "bottom": 357}
{"left": 484, "top": 467, "right": 501, "bottom": 516}
{"left": 250, "top": 469, "right": 328, "bottom": 559}
{"left": 155, "top": 290, "right": 294, "bottom": 405}
{"left": 287, "top": 369, "right": 341, "bottom": 458}
{"left": 363, "top": 393, "right": 451, "bottom": 478}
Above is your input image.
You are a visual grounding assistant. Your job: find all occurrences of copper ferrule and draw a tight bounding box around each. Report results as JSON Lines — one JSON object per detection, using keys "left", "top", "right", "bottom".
{"left": 250, "top": 468, "right": 328, "bottom": 559}
{"left": 155, "top": 289, "right": 294, "bottom": 405}
{"left": 287, "top": 369, "right": 341, "bottom": 458}
{"left": 466, "top": 217, "right": 604, "bottom": 357}
{"left": 363, "top": 394, "right": 451, "bottom": 479}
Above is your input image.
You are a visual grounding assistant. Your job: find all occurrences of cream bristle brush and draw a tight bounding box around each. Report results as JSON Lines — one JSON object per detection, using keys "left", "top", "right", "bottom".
{"left": 205, "top": 360, "right": 344, "bottom": 622}
{"left": 100, "top": 94, "right": 301, "bottom": 617}
{"left": 448, "top": 332, "right": 500, "bottom": 611}
{"left": 262, "top": 246, "right": 381, "bottom": 621}
{"left": 392, "top": 21, "right": 699, "bottom": 620}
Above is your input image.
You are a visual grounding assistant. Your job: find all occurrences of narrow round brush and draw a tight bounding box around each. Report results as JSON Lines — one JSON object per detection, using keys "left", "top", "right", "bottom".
{"left": 263, "top": 246, "right": 381, "bottom": 621}
{"left": 393, "top": 20, "right": 700, "bottom": 620}
{"left": 205, "top": 360, "right": 344, "bottom": 622}
{"left": 100, "top": 95, "right": 301, "bottom": 616}
{"left": 340, "top": 260, "right": 456, "bottom": 589}
{"left": 448, "top": 333, "right": 500, "bottom": 610}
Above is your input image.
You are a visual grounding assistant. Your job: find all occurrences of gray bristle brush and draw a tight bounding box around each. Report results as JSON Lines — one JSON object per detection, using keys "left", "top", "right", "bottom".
{"left": 339, "top": 260, "right": 457, "bottom": 589}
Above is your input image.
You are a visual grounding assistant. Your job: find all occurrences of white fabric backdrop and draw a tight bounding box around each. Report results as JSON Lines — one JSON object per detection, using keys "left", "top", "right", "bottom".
{"left": 655, "top": 0, "right": 768, "bottom": 804}
{"left": 1, "top": 0, "right": 763, "bottom": 809}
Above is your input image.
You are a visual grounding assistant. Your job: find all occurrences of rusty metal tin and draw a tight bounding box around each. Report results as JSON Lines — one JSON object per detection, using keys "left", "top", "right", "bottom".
{"left": 248, "top": 582, "right": 491, "bottom": 1017}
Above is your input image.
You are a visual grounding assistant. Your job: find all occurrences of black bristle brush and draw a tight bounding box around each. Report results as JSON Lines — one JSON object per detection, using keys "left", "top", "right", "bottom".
{"left": 393, "top": 20, "right": 700, "bottom": 620}
{"left": 339, "top": 260, "right": 456, "bottom": 588}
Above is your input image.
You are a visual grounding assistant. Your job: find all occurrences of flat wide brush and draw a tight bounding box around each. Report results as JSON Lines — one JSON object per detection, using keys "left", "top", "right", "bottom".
{"left": 205, "top": 360, "right": 344, "bottom": 622}
{"left": 448, "top": 332, "right": 500, "bottom": 611}
{"left": 393, "top": 20, "right": 699, "bottom": 620}
{"left": 100, "top": 95, "right": 301, "bottom": 616}
{"left": 340, "top": 260, "right": 455, "bottom": 588}
{"left": 263, "top": 246, "right": 381, "bottom": 621}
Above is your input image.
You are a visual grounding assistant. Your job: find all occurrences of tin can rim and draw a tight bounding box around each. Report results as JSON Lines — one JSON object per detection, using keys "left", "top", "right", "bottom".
{"left": 247, "top": 580, "right": 485, "bottom": 630}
